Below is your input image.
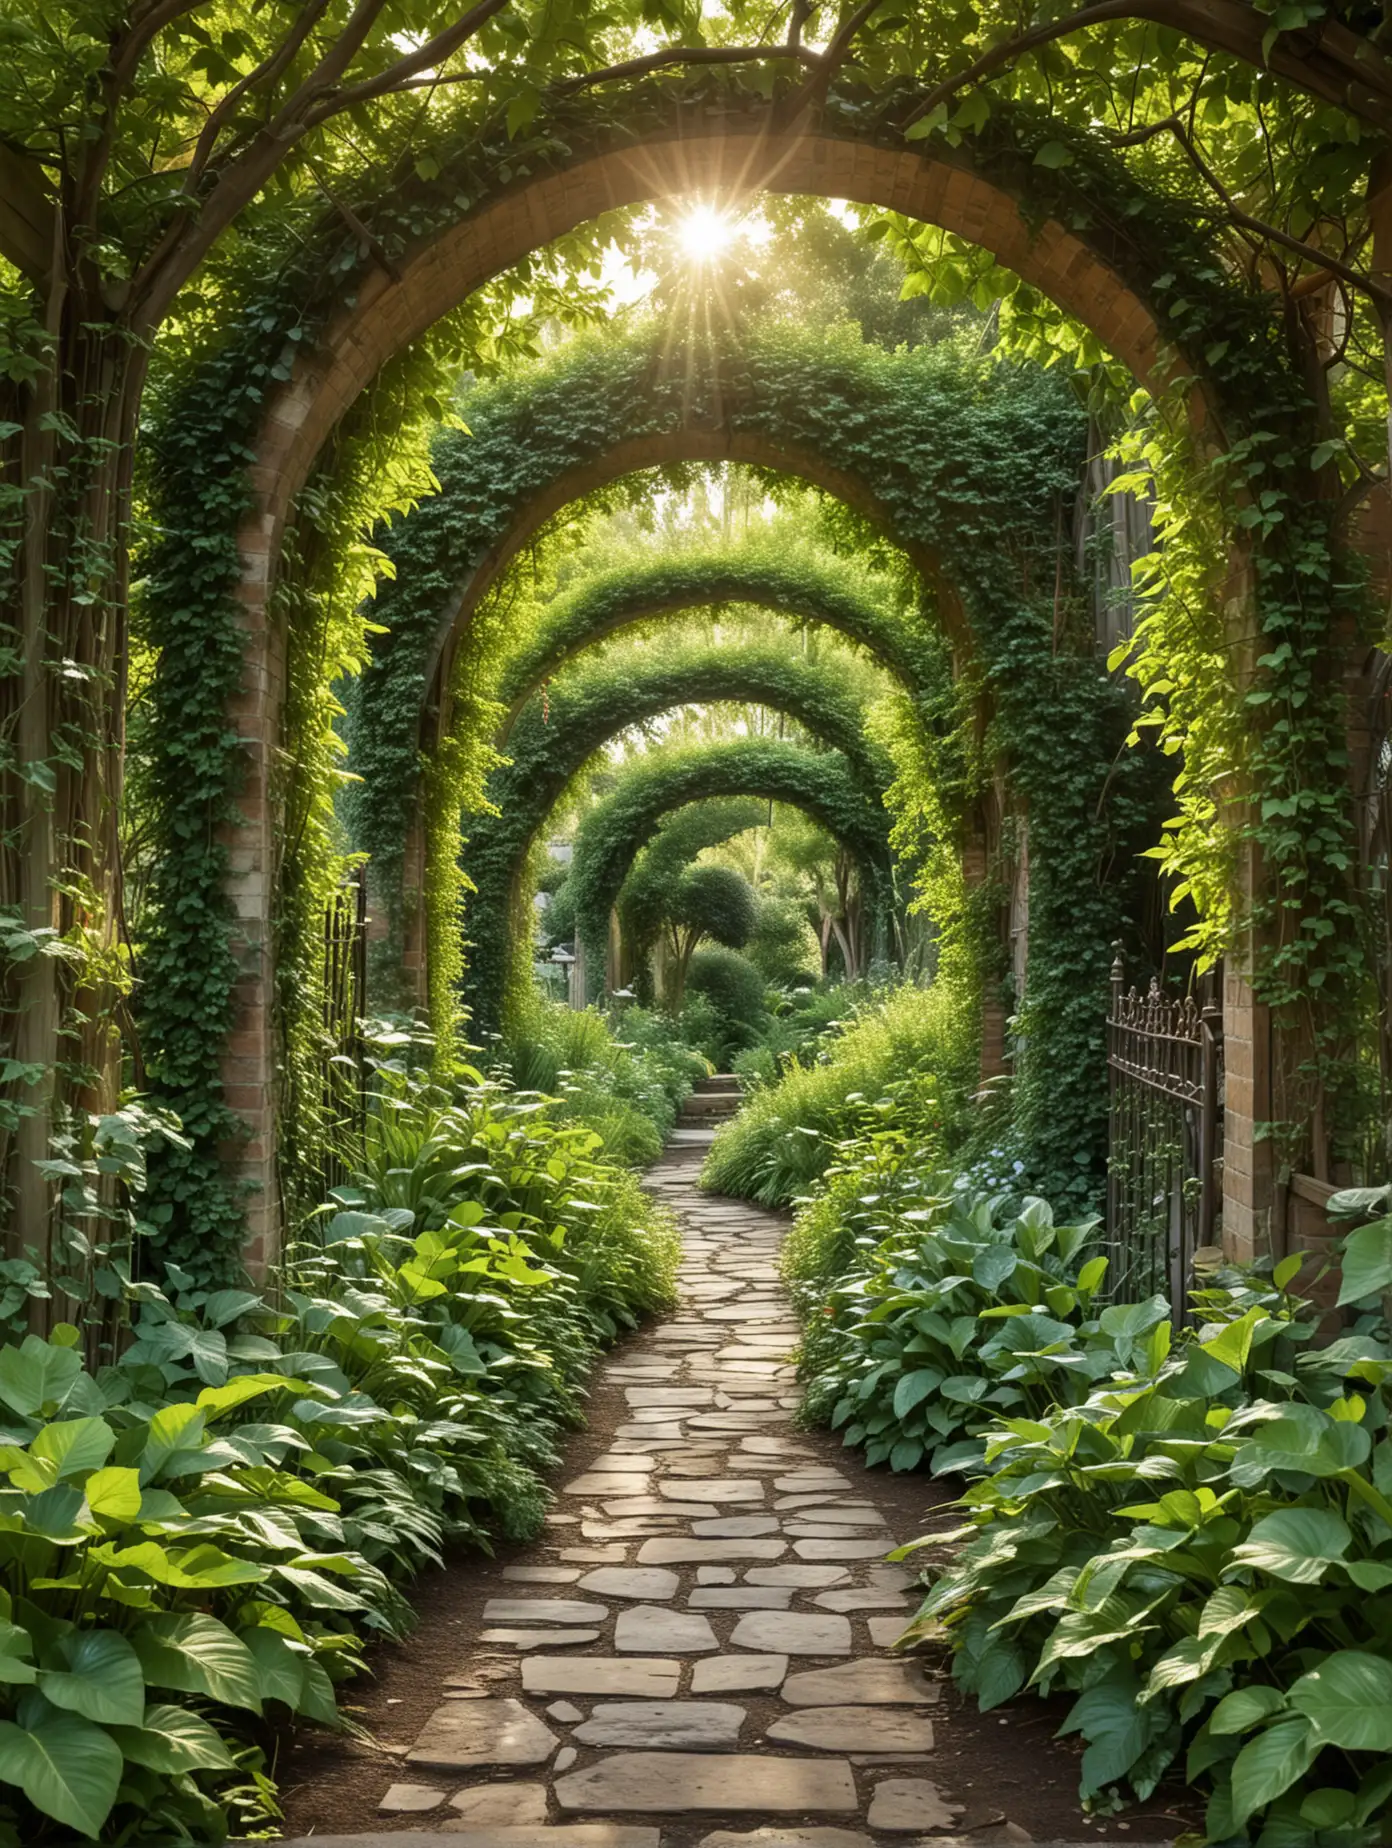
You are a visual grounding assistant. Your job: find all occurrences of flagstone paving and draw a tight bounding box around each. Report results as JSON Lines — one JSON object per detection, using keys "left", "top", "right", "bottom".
{"left": 280, "top": 1130, "right": 1170, "bottom": 1848}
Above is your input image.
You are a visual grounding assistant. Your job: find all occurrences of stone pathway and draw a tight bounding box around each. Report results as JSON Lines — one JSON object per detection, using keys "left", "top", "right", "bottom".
{"left": 282, "top": 1131, "right": 1144, "bottom": 1848}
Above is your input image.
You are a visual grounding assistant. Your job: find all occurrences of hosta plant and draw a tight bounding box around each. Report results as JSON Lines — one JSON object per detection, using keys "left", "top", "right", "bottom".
{"left": 797, "top": 1175, "right": 1115, "bottom": 1473}
{"left": 906, "top": 1274, "right": 1392, "bottom": 1845}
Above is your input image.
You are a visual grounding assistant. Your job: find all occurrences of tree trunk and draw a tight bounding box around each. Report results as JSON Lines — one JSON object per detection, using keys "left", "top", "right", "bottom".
{"left": 2, "top": 267, "right": 140, "bottom": 1287}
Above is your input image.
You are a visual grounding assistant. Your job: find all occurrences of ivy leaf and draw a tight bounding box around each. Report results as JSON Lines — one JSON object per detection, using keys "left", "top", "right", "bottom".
{"left": 1033, "top": 140, "right": 1074, "bottom": 169}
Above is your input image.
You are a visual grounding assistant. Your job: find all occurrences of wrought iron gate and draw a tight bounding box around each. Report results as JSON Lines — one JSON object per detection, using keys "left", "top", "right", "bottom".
{"left": 1106, "top": 947, "right": 1223, "bottom": 1318}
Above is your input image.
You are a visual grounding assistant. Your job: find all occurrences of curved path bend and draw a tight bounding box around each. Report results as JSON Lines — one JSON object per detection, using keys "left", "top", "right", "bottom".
{"left": 281, "top": 1129, "right": 1174, "bottom": 1848}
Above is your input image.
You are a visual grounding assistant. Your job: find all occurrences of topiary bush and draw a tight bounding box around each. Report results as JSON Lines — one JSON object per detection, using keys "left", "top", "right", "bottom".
{"left": 685, "top": 948, "right": 770, "bottom": 1067}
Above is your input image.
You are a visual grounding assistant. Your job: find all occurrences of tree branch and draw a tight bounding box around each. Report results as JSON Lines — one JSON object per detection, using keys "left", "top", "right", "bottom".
{"left": 776, "top": 0, "right": 890, "bottom": 127}
{"left": 901, "top": 0, "right": 1392, "bottom": 134}
{"left": 185, "top": 0, "right": 336, "bottom": 192}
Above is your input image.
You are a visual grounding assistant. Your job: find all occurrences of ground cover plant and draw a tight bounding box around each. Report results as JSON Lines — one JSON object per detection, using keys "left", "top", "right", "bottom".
{"left": 498, "top": 996, "right": 705, "bottom": 1166}
{"left": 0, "top": 1048, "right": 677, "bottom": 1842}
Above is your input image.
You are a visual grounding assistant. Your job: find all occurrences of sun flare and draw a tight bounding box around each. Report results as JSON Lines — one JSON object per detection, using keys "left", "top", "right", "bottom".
{"left": 676, "top": 205, "right": 736, "bottom": 263}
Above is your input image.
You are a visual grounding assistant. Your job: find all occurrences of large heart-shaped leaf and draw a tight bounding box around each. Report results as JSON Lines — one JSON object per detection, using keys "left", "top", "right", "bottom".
{"left": 29, "top": 1418, "right": 114, "bottom": 1480}
{"left": 83, "top": 1465, "right": 142, "bottom": 1522}
{"left": 0, "top": 1710, "right": 123, "bottom": 1837}
{"left": 1230, "top": 1507, "right": 1352, "bottom": 1584}
{"left": 108, "top": 1702, "right": 236, "bottom": 1773}
{"left": 39, "top": 1630, "right": 144, "bottom": 1726}
{"left": 1338, "top": 1217, "right": 1392, "bottom": 1305}
{"left": 130, "top": 1612, "right": 262, "bottom": 1712}
{"left": 1289, "top": 1651, "right": 1392, "bottom": 1752}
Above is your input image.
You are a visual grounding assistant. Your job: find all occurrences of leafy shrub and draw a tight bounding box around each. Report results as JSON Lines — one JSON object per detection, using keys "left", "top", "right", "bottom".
{"left": 685, "top": 947, "right": 769, "bottom": 1065}
{"left": 0, "top": 1061, "right": 679, "bottom": 1841}
{"left": 906, "top": 1265, "right": 1392, "bottom": 1843}
{"left": 500, "top": 996, "right": 700, "bottom": 1159}
{"left": 795, "top": 1179, "right": 1111, "bottom": 1474}
{"left": 702, "top": 981, "right": 971, "bottom": 1206}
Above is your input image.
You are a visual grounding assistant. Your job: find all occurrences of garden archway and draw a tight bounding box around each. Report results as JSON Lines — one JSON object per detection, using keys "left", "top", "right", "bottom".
{"left": 451, "top": 642, "right": 897, "bottom": 1033}
{"left": 553, "top": 739, "right": 897, "bottom": 1013}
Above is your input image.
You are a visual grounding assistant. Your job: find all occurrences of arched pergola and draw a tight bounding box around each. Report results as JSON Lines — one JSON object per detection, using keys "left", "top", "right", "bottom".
{"left": 455, "top": 641, "right": 896, "bottom": 1032}
{"left": 147, "top": 87, "right": 1328, "bottom": 1268}
{"left": 492, "top": 546, "right": 940, "bottom": 724}
{"left": 557, "top": 739, "right": 897, "bottom": 1009}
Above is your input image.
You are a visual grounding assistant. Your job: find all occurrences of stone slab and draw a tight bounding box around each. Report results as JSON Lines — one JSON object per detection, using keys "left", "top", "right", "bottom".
{"left": 554, "top": 1751, "right": 858, "bottom": 1814}
{"left": 565, "top": 1475, "right": 653, "bottom": 1496}
{"left": 691, "top": 1653, "right": 789, "bottom": 1693}
{"left": 692, "top": 1516, "right": 782, "bottom": 1538}
{"left": 578, "top": 1567, "right": 680, "bottom": 1601}
{"left": 696, "top": 1833, "right": 872, "bottom": 1848}
{"left": 866, "top": 1776, "right": 964, "bottom": 1832}
{"left": 572, "top": 1701, "right": 746, "bottom": 1750}
{"left": 815, "top": 1590, "right": 910, "bottom": 1612}
{"left": 407, "top": 1700, "right": 558, "bottom": 1769}
{"left": 614, "top": 1606, "right": 719, "bottom": 1653}
{"left": 447, "top": 1786, "right": 547, "bottom": 1826}
{"left": 781, "top": 1660, "right": 938, "bottom": 1706}
{"left": 520, "top": 1657, "right": 681, "bottom": 1698}
{"left": 502, "top": 1566, "right": 582, "bottom": 1584}
{"left": 766, "top": 1707, "right": 936, "bottom": 1753}
{"left": 659, "top": 1478, "right": 764, "bottom": 1503}
{"left": 481, "top": 1600, "right": 608, "bottom": 1626}
{"left": 379, "top": 1783, "right": 445, "bottom": 1812}
{"left": 729, "top": 1611, "right": 852, "bottom": 1655}
{"left": 688, "top": 1586, "right": 792, "bottom": 1609}
{"left": 746, "top": 1565, "right": 848, "bottom": 1588}
{"left": 638, "top": 1538, "right": 786, "bottom": 1565}
{"left": 793, "top": 1540, "right": 889, "bottom": 1562}
{"left": 478, "top": 1628, "right": 602, "bottom": 1650}
{"left": 868, "top": 1615, "right": 911, "bottom": 1647}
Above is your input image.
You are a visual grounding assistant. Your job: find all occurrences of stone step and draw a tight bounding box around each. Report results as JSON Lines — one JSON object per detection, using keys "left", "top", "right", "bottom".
{"left": 694, "top": 1073, "right": 740, "bottom": 1094}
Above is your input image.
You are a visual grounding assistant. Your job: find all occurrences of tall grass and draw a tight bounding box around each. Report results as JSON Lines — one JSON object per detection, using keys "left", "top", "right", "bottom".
{"left": 700, "top": 982, "right": 974, "bottom": 1207}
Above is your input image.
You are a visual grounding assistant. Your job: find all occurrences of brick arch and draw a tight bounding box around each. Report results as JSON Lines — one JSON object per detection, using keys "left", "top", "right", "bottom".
{"left": 225, "top": 110, "right": 1197, "bottom": 1263}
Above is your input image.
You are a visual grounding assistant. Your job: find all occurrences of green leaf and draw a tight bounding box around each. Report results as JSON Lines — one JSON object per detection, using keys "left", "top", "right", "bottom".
{"left": 139, "top": 1402, "right": 205, "bottom": 1481}
{"left": 1033, "top": 140, "right": 1074, "bottom": 168}
{"left": 1338, "top": 1217, "right": 1392, "bottom": 1304}
{"left": 1230, "top": 1716, "right": 1320, "bottom": 1827}
{"left": 892, "top": 1368, "right": 941, "bottom": 1418}
{"left": 0, "top": 1711, "right": 123, "bottom": 1837}
{"left": 1210, "top": 1685, "right": 1287, "bottom": 1735}
{"left": 39, "top": 1631, "right": 144, "bottom": 1727}
{"left": 29, "top": 1418, "right": 114, "bottom": 1480}
{"left": 83, "top": 1465, "right": 142, "bottom": 1521}
{"left": 1288, "top": 1651, "right": 1392, "bottom": 1752}
{"left": 1229, "top": 1507, "right": 1351, "bottom": 1583}
{"left": 240, "top": 1627, "right": 308, "bottom": 1710}
{"left": 108, "top": 1703, "right": 236, "bottom": 1774}
{"left": 130, "top": 1613, "right": 263, "bottom": 1713}
{"left": 1200, "top": 1306, "right": 1264, "bottom": 1375}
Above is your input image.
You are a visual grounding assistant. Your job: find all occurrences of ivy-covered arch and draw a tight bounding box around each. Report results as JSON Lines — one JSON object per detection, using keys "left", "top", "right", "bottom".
{"left": 458, "top": 642, "right": 895, "bottom": 1033}
{"left": 557, "top": 740, "right": 897, "bottom": 1009}
{"left": 141, "top": 79, "right": 1367, "bottom": 1266}
{"left": 354, "top": 327, "right": 1084, "bottom": 926}
{"left": 492, "top": 545, "right": 942, "bottom": 722}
